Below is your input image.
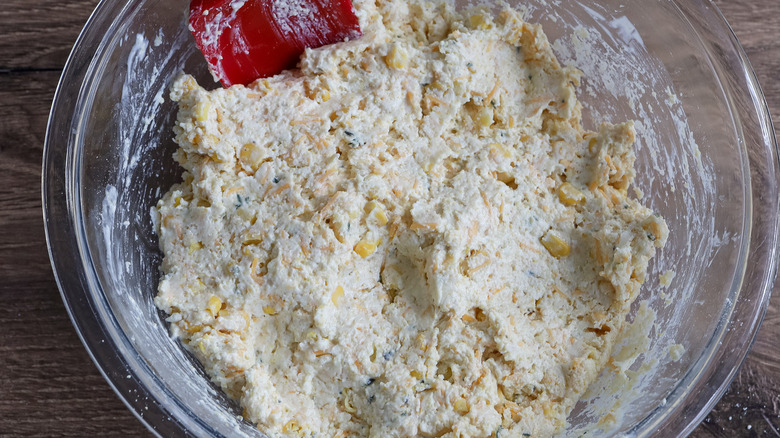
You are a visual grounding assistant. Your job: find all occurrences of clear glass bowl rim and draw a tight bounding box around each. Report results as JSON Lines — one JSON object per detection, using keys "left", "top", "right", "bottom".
{"left": 42, "top": 0, "right": 780, "bottom": 436}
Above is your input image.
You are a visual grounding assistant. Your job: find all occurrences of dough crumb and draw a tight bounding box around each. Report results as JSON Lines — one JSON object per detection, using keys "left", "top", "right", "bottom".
{"left": 659, "top": 270, "right": 676, "bottom": 287}
{"left": 152, "top": 0, "right": 668, "bottom": 436}
{"left": 669, "top": 343, "right": 685, "bottom": 361}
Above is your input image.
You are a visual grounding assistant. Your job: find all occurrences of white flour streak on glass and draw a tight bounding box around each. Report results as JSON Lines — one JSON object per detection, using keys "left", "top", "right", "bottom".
{"left": 88, "top": 10, "right": 253, "bottom": 432}
{"left": 101, "top": 184, "right": 120, "bottom": 291}
{"left": 121, "top": 34, "right": 149, "bottom": 189}
{"left": 110, "top": 30, "right": 188, "bottom": 287}
{"left": 609, "top": 16, "right": 645, "bottom": 53}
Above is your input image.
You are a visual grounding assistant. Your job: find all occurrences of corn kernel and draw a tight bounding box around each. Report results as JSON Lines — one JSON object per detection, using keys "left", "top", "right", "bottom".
{"left": 416, "top": 333, "right": 426, "bottom": 350}
{"left": 241, "top": 310, "right": 251, "bottom": 328}
{"left": 239, "top": 143, "right": 264, "bottom": 171}
{"left": 282, "top": 419, "right": 301, "bottom": 433}
{"left": 469, "top": 14, "right": 490, "bottom": 29}
{"left": 385, "top": 45, "right": 408, "bottom": 70}
{"left": 558, "top": 182, "right": 585, "bottom": 206}
{"left": 461, "top": 314, "right": 476, "bottom": 323}
{"left": 588, "top": 137, "right": 599, "bottom": 153}
{"left": 206, "top": 296, "right": 222, "bottom": 317}
{"left": 194, "top": 100, "right": 211, "bottom": 122}
{"left": 374, "top": 208, "right": 388, "bottom": 225}
{"left": 332, "top": 286, "right": 345, "bottom": 306}
{"left": 343, "top": 388, "right": 357, "bottom": 414}
{"left": 541, "top": 231, "right": 570, "bottom": 258}
{"left": 306, "top": 330, "right": 319, "bottom": 341}
{"left": 478, "top": 107, "right": 493, "bottom": 127}
{"left": 454, "top": 398, "right": 470, "bottom": 414}
{"left": 542, "top": 401, "right": 553, "bottom": 417}
{"left": 489, "top": 143, "right": 511, "bottom": 159}
{"left": 236, "top": 208, "right": 254, "bottom": 222}
{"left": 198, "top": 339, "right": 206, "bottom": 354}
{"left": 188, "top": 241, "right": 203, "bottom": 254}
{"left": 328, "top": 219, "right": 347, "bottom": 244}
{"left": 182, "top": 76, "right": 197, "bottom": 91}
{"left": 505, "top": 401, "right": 522, "bottom": 421}
{"left": 354, "top": 240, "right": 377, "bottom": 258}
{"left": 410, "top": 370, "right": 422, "bottom": 379}
{"left": 181, "top": 321, "right": 203, "bottom": 335}
{"left": 320, "top": 89, "right": 331, "bottom": 102}
{"left": 366, "top": 201, "right": 388, "bottom": 226}
{"left": 263, "top": 305, "right": 278, "bottom": 315}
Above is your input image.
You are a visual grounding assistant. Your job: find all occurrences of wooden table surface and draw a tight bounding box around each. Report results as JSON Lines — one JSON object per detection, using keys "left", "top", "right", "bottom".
{"left": 1, "top": 0, "right": 778, "bottom": 436}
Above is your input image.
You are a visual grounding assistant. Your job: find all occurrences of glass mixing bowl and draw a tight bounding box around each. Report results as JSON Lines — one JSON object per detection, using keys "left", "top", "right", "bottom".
{"left": 43, "top": 0, "right": 779, "bottom": 436}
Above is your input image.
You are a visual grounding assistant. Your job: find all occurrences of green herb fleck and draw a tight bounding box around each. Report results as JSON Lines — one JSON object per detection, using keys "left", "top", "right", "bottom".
{"left": 344, "top": 130, "right": 365, "bottom": 147}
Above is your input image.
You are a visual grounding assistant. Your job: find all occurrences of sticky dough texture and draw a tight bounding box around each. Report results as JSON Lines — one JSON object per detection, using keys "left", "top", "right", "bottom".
{"left": 153, "top": 0, "right": 668, "bottom": 436}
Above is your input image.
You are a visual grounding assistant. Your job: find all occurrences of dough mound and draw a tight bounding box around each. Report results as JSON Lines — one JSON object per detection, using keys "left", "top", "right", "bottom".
{"left": 153, "top": 0, "right": 667, "bottom": 436}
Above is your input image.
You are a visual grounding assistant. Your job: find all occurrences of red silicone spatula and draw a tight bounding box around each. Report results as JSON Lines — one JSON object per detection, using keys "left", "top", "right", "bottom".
{"left": 190, "top": 0, "right": 362, "bottom": 87}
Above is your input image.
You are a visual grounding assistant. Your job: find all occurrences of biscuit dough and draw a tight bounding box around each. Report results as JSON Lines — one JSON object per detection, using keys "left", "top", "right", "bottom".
{"left": 153, "top": 0, "right": 668, "bottom": 436}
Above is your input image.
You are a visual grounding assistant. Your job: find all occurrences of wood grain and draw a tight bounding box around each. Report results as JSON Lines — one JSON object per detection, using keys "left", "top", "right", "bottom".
{"left": 0, "top": 2, "right": 152, "bottom": 435}
{"left": 0, "top": 74, "right": 154, "bottom": 438}
{"left": 0, "top": 0, "right": 777, "bottom": 436}
{"left": 694, "top": 2, "right": 780, "bottom": 437}
{"left": 0, "top": 0, "right": 100, "bottom": 71}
